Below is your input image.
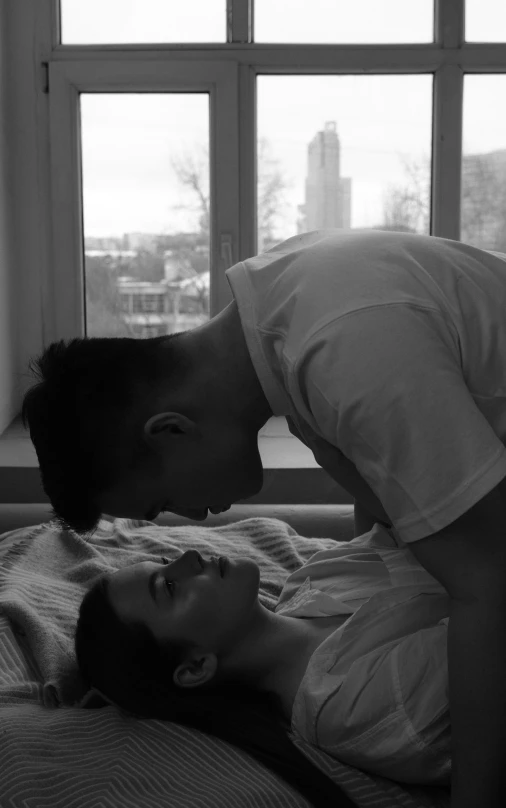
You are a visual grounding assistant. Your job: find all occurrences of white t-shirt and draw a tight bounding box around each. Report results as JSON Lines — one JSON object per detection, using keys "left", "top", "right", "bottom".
{"left": 226, "top": 230, "right": 506, "bottom": 542}
{"left": 275, "top": 523, "right": 451, "bottom": 785}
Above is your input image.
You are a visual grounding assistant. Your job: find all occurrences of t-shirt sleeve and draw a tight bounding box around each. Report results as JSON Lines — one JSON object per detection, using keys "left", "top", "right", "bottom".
{"left": 292, "top": 303, "right": 506, "bottom": 542}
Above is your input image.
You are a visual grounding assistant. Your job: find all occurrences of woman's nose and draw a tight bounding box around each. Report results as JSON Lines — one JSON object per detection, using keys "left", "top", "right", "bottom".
{"left": 181, "top": 549, "right": 204, "bottom": 573}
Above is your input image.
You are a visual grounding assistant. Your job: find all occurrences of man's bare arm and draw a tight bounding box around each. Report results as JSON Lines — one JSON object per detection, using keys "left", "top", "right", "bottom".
{"left": 353, "top": 500, "right": 381, "bottom": 536}
{"left": 408, "top": 477, "right": 506, "bottom": 808}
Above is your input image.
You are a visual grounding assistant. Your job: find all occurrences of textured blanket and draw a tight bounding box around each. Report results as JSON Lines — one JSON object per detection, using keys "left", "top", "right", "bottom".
{"left": 0, "top": 516, "right": 451, "bottom": 808}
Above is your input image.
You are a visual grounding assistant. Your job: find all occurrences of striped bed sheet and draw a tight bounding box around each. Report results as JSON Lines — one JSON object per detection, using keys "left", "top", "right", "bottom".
{"left": 0, "top": 516, "right": 451, "bottom": 808}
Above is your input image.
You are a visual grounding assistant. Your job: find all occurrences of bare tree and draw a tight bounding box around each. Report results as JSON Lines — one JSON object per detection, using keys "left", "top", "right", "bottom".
{"left": 461, "top": 152, "right": 506, "bottom": 250}
{"left": 381, "top": 149, "right": 506, "bottom": 251}
{"left": 381, "top": 156, "right": 430, "bottom": 234}
{"left": 85, "top": 256, "right": 136, "bottom": 337}
{"left": 170, "top": 139, "right": 290, "bottom": 251}
{"left": 257, "top": 137, "right": 291, "bottom": 251}
{"left": 171, "top": 146, "right": 210, "bottom": 237}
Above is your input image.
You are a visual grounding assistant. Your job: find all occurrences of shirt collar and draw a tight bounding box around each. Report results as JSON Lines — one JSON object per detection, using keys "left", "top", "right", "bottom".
{"left": 276, "top": 577, "right": 355, "bottom": 619}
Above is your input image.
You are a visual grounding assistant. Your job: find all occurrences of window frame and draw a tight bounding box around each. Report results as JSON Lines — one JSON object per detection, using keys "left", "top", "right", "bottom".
{"left": 47, "top": 0, "right": 506, "bottom": 336}
{"left": 48, "top": 58, "right": 240, "bottom": 336}
{"left": 2, "top": 0, "right": 506, "bottom": 503}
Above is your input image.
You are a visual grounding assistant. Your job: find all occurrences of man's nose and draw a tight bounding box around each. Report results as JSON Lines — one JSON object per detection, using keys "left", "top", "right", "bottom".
{"left": 168, "top": 506, "right": 208, "bottom": 520}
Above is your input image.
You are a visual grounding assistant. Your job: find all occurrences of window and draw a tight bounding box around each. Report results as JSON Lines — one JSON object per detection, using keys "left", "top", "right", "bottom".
{"left": 461, "top": 75, "right": 506, "bottom": 252}
{"left": 140, "top": 326, "right": 162, "bottom": 338}
{"left": 49, "top": 58, "right": 238, "bottom": 341}
{"left": 41, "top": 0, "right": 506, "bottom": 343}
{"left": 80, "top": 93, "right": 211, "bottom": 337}
{"left": 4, "top": 1, "right": 506, "bottom": 445}
{"left": 132, "top": 294, "right": 162, "bottom": 314}
{"left": 255, "top": 0, "right": 434, "bottom": 44}
{"left": 257, "top": 75, "right": 432, "bottom": 251}
{"left": 60, "top": 0, "right": 226, "bottom": 44}
{"left": 466, "top": 0, "right": 506, "bottom": 42}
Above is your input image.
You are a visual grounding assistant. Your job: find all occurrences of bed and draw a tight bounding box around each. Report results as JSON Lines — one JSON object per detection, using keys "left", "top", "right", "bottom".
{"left": 0, "top": 502, "right": 451, "bottom": 808}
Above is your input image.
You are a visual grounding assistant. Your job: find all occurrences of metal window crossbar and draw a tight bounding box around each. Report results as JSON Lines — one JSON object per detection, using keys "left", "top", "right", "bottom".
{"left": 11, "top": 0, "right": 506, "bottom": 346}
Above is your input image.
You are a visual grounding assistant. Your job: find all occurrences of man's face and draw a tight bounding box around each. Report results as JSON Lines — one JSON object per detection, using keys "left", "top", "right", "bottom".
{"left": 101, "top": 420, "right": 264, "bottom": 521}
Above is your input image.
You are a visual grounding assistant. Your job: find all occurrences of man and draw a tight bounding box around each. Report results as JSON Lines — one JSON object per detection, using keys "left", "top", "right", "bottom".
{"left": 23, "top": 229, "right": 506, "bottom": 807}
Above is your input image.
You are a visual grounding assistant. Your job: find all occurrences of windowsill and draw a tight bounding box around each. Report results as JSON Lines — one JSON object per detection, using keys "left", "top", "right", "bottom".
{"left": 0, "top": 416, "right": 350, "bottom": 505}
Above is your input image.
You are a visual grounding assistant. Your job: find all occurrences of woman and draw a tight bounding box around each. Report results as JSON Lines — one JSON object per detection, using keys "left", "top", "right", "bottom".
{"left": 75, "top": 523, "right": 451, "bottom": 805}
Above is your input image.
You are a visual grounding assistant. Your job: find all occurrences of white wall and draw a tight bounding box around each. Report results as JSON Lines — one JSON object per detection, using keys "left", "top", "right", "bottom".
{"left": 0, "top": 1, "right": 16, "bottom": 433}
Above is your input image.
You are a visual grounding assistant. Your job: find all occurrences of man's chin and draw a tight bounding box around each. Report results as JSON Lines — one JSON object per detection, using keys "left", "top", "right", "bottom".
{"left": 232, "top": 462, "right": 263, "bottom": 504}
{"left": 244, "top": 472, "right": 263, "bottom": 501}
{"left": 253, "top": 460, "right": 264, "bottom": 493}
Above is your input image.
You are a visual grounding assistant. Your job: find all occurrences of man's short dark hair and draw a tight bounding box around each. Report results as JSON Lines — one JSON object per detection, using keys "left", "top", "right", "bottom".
{"left": 22, "top": 335, "right": 182, "bottom": 535}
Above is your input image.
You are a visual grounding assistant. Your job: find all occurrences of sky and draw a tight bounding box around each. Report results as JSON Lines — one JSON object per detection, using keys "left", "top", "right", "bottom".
{"left": 62, "top": 1, "right": 506, "bottom": 239}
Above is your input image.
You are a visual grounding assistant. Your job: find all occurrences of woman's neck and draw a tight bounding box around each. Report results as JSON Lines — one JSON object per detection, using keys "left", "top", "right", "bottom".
{"left": 250, "top": 608, "right": 340, "bottom": 721}
{"left": 220, "top": 603, "right": 343, "bottom": 722}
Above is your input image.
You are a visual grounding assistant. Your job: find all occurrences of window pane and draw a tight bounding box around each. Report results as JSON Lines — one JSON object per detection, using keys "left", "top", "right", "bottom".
{"left": 461, "top": 76, "right": 506, "bottom": 252}
{"left": 466, "top": 0, "right": 506, "bottom": 42}
{"left": 60, "top": 0, "right": 226, "bottom": 44}
{"left": 255, "top": 0, "right": 433, "bottom": 43}
{"left": 81, "top": 94, "right": 210, "bottom": 338}
{"left": 257, "top": 76, "right": 432, "bottom": 251}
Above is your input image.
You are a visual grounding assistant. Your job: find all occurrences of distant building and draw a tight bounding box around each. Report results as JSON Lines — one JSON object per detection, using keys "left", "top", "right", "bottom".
{"left": 461, "top": 148, "right": 506, "bottom": 251}
{"left": 85, "top": 233, "right": 210, "bottom": 337}
{"left": 84, "top": 236, "right": 126, "bottom": 251}
{"left": 124, "top": 232, "right": 160, "bottom": 252}
{"left": 85, "top": 250, "right": 136, "bottom": 260}
{"left": 298, "top": 121, "right": 352, "bottom": 233}
{"left": 116, "top": 264, "right": 210, "bottom": 338}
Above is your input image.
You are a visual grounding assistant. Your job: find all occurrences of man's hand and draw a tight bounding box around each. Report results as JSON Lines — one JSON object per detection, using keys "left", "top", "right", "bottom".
{"left": 407, "top": 477, "right": 506, "bottom": 808}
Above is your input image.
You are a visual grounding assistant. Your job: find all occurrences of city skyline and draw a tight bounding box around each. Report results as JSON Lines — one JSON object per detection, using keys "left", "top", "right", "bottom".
{"left": 80, "top": 72, "right": 505, "bottom": 240}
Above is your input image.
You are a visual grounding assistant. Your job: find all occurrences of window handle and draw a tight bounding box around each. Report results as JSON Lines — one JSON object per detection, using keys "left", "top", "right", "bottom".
{"left": 220, "top": 233, "right": 234, "bottom": 269}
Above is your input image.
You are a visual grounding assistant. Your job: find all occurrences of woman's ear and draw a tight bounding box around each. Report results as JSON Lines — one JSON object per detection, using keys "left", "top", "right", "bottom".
{"left": 173, "top": 652, "right": 218, "bottom": 689}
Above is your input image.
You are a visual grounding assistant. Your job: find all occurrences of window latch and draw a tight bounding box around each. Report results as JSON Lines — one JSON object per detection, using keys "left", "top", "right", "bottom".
{"left": 220, "top": 233, "right": 234, "bottom": 269}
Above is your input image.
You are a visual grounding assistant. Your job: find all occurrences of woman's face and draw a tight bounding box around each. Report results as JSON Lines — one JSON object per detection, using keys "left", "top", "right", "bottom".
{"left": 107, "top": 550, "right": 261, "bottom": 655}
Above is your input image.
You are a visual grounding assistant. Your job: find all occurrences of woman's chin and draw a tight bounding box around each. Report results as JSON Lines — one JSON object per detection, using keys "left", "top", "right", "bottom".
{"left": 229, "top": 557, "right": 260, "bottom": 588}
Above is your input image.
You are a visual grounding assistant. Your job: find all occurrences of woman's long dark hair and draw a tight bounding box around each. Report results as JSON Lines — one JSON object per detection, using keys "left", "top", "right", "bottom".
{"left": 75, "top": 574, "right": 357, "bottom": 808}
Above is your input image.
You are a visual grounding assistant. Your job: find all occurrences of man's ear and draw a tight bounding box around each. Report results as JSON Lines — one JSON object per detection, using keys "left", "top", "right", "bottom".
{"left": 173, "top": 652, "right": 218, "bottom": 689}
{"left": 143, "top": 412, "right": 198, "bottom": 439}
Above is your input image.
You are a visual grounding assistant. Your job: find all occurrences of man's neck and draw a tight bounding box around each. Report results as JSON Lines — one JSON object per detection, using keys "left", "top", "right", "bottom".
{"left": 189, "top": 301, "right": 273, "bottom": 430}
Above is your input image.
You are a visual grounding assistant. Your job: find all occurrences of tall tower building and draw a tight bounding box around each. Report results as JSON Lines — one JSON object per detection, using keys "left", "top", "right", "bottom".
{"left": 298, "top": 121, "right": 352, "bottom": 232}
